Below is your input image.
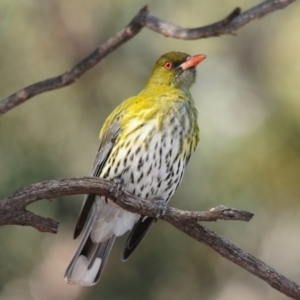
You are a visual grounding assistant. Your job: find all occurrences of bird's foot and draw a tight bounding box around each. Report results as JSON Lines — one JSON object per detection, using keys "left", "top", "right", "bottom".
{"left": 110, "top": 177, "right": 125, "bottom": 200}
{"left": 153, "top": 197, "right": 167, "bottom": 219}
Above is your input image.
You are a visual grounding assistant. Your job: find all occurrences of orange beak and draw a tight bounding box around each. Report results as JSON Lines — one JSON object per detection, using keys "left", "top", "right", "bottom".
{"left": 180, "top": 54, "right": 206, "bottom": 70}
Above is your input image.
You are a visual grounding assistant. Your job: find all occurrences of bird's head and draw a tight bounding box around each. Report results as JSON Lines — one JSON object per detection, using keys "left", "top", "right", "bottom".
{"left": 147, "top": 52, "right": 206, "bottom": 91}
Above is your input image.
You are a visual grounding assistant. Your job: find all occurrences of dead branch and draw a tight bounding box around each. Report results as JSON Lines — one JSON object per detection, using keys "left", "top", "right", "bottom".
{"left": 0, "top": 177, "right": 299, "bottom": 299}
{"left": 0, "top": 177, "right": 253, "bottom": 232}
{"left": 0, "top": 0, "right": 294, "bottom": 115}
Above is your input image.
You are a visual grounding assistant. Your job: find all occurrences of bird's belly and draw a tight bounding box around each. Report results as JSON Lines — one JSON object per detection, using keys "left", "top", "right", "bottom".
{"left": 91, "top": 121, "right": 190, "bottom": 241}
{"left": 124, "top": 148, "right": 183, "bottom": 202}
{"left": 102, "top": 124, "right": 187, "bottom": 203}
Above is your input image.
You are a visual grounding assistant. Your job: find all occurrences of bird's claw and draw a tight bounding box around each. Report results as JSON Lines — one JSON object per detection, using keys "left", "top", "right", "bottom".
{"left": 110, "top": 177, "right": 125, "bottom": 199}
{"left": 153, "top": 197, "right": 167, "bottom": 218}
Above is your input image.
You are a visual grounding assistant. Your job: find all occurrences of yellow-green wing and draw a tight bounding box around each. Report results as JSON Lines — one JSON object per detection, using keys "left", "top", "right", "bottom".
{"left": 73, "top": 121, "right": 121, "bottom": 239}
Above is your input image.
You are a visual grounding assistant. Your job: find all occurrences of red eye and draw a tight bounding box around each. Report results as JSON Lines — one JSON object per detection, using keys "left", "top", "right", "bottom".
{"left": 164, "top": 61, "right": 172, "bottom": 70}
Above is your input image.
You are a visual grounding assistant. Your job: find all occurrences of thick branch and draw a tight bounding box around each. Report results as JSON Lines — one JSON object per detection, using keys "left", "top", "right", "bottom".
{"left": 0, "top": 177, "right": 252, "bottom": 230}
{"left": 1, "top": 177, "right": 300, "bottom": 299}
{"left": 0, "top": 0, "right": 294, "bottom": 115}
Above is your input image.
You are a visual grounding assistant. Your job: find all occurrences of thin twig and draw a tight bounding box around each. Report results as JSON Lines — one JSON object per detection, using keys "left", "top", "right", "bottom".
{"left": 0, "top": 0, "right": 294, "bottom": 115}
{"left": 170, "top": 221, "right": 300, "bottom": 300}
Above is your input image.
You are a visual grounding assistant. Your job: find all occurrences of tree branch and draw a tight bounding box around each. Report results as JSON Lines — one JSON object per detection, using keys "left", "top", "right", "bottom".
{"left": 0, "top": 177, "right": 253, "bottom": 232}
{"left": 170, "top": 221, "right": 300, "bottom": 300}
{"left": 0, "top": 177, "right": 300, "bottom": 299}
{"left": 0, "top": 0, "right": 294, "bottom": 115}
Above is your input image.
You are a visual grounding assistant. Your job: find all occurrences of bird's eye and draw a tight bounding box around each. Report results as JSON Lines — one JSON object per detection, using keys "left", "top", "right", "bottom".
{"left": 164, "top": 61, "right": 172, "bottom": 70}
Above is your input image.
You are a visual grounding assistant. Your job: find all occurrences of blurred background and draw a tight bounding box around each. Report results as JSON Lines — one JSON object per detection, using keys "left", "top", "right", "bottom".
{"left": 0, "top": 0, "right": 299, "bottom": 299}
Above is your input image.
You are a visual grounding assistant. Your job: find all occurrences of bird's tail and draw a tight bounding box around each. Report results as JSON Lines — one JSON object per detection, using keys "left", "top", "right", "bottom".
{"left": 64, "top": 212, "right": 116, "bottom": 286}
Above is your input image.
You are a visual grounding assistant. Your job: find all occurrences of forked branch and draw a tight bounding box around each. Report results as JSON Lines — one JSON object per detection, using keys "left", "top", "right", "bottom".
{"left": 0, "top": 177, "right": 300, "bottom": 299}
{"left": 0, "top": 0, "right": 294, "bottom": 115}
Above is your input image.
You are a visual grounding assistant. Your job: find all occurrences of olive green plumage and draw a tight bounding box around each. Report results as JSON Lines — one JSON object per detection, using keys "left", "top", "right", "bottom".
{"left": 65, "top": 51, "right": 206, "bottom": 286}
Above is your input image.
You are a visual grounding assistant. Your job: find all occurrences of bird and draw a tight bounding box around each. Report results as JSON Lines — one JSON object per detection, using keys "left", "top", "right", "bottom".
{"left": 64, "top": 51, "right": 206, "bottom": 286}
